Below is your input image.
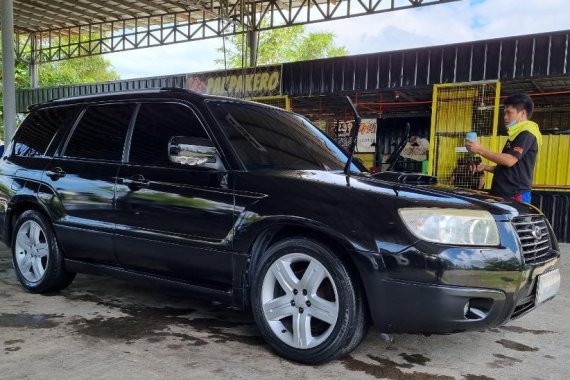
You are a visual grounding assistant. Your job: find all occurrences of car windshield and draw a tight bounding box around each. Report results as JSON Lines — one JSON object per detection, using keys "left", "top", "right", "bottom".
{"left": 206, "top": 100, "right": 363, "bottom": 173}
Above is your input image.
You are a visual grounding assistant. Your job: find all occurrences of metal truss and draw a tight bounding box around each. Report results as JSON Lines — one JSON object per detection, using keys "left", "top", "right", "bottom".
{"left": 14, "top": 0, "right": 459, "bottom": 63}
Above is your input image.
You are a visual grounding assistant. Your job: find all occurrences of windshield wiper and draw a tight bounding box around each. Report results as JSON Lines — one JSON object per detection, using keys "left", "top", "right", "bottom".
{"left": 343, "top": 96, "right": 362, "bottom": 185}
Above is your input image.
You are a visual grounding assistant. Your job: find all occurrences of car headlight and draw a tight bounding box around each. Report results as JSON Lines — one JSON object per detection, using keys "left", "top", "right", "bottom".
{"left": 398, "top": 208, "right": 500, "bottom": 246}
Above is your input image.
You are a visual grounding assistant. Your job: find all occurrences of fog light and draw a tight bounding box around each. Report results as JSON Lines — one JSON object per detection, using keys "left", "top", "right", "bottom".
{"left": 464, "top": 298, "right": 493, "bottom": 320}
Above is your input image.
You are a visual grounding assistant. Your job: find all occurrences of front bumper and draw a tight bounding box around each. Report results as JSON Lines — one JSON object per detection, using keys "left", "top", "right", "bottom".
{"left": 353, "top": 243, "right": 560, "bottom": 334}
{"left": 367, "top": 278, "right": 507, "bottom": 333}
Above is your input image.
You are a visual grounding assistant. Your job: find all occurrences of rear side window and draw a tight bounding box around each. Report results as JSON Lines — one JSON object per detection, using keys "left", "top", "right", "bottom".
{"left": 128, "top": 102, "right": 210, "bottom": 167}
{"left": 14, "top": 106, "right": 78, "bottom": 157}
{"left": 64, "top": 104, "right": 135, "bottom": 161}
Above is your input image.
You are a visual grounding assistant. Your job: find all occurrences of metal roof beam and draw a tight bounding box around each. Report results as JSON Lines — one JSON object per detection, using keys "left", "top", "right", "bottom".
{"left": 15, "top": 3, "right": 80, "bottom": 29}
{"left": 100, "top": 1, "right": 154, "bottom": 16}
{"left": 13, "top": 14, "right": 52, "bottom": 32}
{"left": 165, "top": 0, "right": 223, "bottom": 20}
{"left": 21, "top": 0, "right": 94, "bottom": 25}
{"left": 132, "top": 0, "right": 174, "bottom": 14}
{"left": 12, "top": 0, "right": 461, "bottom": 62}
{"left": 54, "top": 0, "right": 127, "bottom": 21}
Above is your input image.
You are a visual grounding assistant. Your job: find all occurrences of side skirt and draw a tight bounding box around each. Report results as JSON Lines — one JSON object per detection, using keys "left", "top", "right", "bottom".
{"left": 64, "top": 259, "right": 234, "bottom": 305}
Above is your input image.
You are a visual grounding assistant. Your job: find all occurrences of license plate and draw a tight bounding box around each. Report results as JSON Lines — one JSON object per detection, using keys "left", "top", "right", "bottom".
{"left": 536, "top": 269, "right": 560, "bottom": 304}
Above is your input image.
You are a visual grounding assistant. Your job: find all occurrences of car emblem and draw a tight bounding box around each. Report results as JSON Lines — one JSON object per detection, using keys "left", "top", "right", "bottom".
{"left": 531, "top": 225, "right": 542, "bottom": 240}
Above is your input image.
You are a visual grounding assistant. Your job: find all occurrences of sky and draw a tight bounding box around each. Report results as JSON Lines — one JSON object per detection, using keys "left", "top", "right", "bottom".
{"left": 106, "top": 0, "right": 570, "bottom": 80}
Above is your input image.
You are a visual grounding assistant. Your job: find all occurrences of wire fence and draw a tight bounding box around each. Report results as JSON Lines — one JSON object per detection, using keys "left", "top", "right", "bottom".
{"left": 430, "top": 81, "right": 500, "bottom": 190}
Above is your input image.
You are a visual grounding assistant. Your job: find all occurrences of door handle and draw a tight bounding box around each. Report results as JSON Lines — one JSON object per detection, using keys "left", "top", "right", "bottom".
{"left": 121, "top": 175, "right": 149, "bottom": 190}
{"left": 46, "top": 167, "right": 66, "bottom": 180}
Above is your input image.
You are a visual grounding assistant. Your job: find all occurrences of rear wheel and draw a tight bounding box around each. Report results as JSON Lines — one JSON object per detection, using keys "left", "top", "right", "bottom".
{"left": 250, "top": 238, "right": 367, "bottom": 364}
{"left": 12, "top": 210, "right": 75, "bottom": 293}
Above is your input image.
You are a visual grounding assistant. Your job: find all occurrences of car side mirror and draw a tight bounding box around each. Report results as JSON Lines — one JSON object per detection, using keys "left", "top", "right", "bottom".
{"left": 168, "top": 136, "right": 221, "bottom": 169}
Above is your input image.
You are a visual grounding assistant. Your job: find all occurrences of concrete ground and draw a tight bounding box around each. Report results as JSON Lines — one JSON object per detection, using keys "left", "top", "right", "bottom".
{"left": 0, "top": 243, "right": 567, "bottom": 380}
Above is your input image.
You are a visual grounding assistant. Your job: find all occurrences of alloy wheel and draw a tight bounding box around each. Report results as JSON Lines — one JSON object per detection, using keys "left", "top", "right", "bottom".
{"left": 260, "top": 252, "right": 339, "bottom": 349}
{"left": 14, "top": 220, "right": 49, "bottom": 283}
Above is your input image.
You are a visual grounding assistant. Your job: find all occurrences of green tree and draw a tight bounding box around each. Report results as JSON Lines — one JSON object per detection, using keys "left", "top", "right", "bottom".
{"left": 217, "top": 25, "right": 347, "bottom": 68}
{"left": 1, "top": 35, "right": 120, "bottom": 137}
{"left": 4, "top": 54, "right": 120, "bottom": 89}
{"left": 34, "top": 56, "right": 119, "bottom": 87}
{"left": 1, "top": 33, "right": 120, "bottom": 87}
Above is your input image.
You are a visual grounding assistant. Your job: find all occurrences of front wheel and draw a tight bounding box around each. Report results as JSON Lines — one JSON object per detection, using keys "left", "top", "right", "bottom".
{"left": 250, "top": 238, "right": 367, "bottom": 364}
{"left": 12, "top": 210, "right": 75, "bottom": 293}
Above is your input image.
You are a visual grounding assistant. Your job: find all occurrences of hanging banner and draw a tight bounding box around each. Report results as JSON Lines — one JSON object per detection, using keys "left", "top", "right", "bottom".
{"left": 356, "top": 118, "right": 377, "bottom": 153}
{"left": 334, "top": 118, "right": 377, "bottom": 153}
{"left": 335, "top": 120, "right": 353, "bottom": 151}
{"left": 186, "top": 65, "right": 282, "bottom": 98}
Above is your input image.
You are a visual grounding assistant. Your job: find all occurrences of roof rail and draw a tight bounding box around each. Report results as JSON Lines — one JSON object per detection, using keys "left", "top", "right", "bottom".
{"left": 27, "top": 103, "right": 41, "bottom": 111}
{"left": 160, "top": 87, "right": 194, "bottom": 94}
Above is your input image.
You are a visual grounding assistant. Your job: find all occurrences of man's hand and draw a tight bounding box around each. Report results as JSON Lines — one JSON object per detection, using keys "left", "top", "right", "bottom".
{"left": 469, "top": 163, "right": 496, "bottom": 173}
{"left": 469, "top": 163, "right": 486, "bottom": 172}
{"left": 465, "top": 138, "right": 481, "bottom": 154}
{"left": 465, "top": 137, "right": 518, "bottom": 168}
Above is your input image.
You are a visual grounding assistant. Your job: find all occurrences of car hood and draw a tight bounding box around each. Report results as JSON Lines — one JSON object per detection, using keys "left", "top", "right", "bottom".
{"left": 252, "top": 170, "right": 540, "bottom": 220}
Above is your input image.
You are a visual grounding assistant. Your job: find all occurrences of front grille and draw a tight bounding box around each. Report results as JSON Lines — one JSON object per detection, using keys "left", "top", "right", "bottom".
{"left": 511, "top": 215, "right": 552, "bottom": 265}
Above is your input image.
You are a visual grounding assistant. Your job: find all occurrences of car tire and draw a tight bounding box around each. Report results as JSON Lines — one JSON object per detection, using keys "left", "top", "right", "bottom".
{"left": 11, "top": 210, "right": 75, "bottom": 293}
{"left": 250, "top": 237, "right": 367, "bottom": 364}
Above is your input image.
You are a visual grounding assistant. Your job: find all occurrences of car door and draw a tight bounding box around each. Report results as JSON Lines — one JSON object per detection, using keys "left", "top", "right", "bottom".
{"left": 1, "top": 106, "right": 80, "bottom": 239}
{"left": 114, "top": 101, "right": 235, "bottom": 289}
{"left": 43, "top": 103, "right": 136, "bottom": 264}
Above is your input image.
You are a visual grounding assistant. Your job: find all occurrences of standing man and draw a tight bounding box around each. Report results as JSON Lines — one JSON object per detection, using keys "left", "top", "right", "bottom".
{"left": 465, "top": 93, "right": 542, "bottom": 203}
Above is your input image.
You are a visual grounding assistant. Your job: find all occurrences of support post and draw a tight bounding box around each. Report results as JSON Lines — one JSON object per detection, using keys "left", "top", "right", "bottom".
{"left": 30, "top": 33, "right": 39, "bottom": 88}
{"left": 247, "top": 30, "right": 259, "bottom": 68}
{"left": 1, "top": 0, "right": 17, "bottom": 145}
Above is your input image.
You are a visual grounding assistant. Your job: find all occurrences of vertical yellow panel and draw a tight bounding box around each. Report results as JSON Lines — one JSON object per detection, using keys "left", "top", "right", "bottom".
{"left": 491, "top": 130, "right": 570, "bottom": 190}
{"left": 533, "top": 135, "right": 570, "bottom": 189}
{"left": 428, "top": 85, "right": 438, "bottom": 176}
{"left": 559, "top": 135, "right": 570, "bottom": 186}
{"left": 538, "top": 135, "right": 556, "bottom": 185}
{"left": 491, "top": 82, "right": 501, "bottom": 153}
{"left": 436, "top": 137, "right": 463, "bottom": 184}
{"left": 479, "top": 136, "right": 495, "bottom": 189}
{"left": 556, "top": 136, "right": 569, "bottom": 186}
{"left": 355, "top": 153, "right": 374, "bottom": 169}
{"left": 533, "top": 135, "right": 546, "bottom": 186}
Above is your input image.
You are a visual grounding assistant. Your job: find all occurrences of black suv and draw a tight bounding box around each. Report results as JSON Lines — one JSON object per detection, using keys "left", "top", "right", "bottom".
{"left": 0, "top": 89, "right": 560, "bottom": 364}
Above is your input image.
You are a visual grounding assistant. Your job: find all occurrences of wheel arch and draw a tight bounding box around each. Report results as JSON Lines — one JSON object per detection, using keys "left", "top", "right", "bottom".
{"left": 239, "top": 222, "right": 371, "bottom": 318}
{"left": 6, "top": 196, "right": 53, "bottom": 247}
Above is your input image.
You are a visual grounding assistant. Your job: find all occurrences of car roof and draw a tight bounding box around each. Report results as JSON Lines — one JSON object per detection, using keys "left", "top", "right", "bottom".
{"left": 32, "top": 88, "right": 200, "bottom": 107}
{"left": 29, "top": 87, "right": 282, "bottom": 113}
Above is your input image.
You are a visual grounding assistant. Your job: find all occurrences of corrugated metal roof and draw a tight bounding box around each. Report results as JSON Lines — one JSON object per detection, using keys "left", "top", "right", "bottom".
{"left": 10, "top": 0, "right": 460, "bottom": 62}
{"left": 13, "top": 0, "right": 227, "bottom": 32}
{"left": 11, "top": 0, "right": 457, "bottom": 34}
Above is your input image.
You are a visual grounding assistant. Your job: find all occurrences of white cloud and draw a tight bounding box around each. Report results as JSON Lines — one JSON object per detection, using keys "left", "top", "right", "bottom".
{"left": 107, "top": 0, "right": 570, "bottom": 79}
{"left": 106, "top": 38, "right": 223, "bottom": 79}
{"left": 306, "top": 0, "right": 569, "bottom": 54}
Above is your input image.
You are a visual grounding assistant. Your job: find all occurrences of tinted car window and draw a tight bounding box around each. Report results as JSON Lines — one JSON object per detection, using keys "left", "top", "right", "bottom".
{"left": 207, "top": 101, "right": 361, "bottom": 172}
{"left": 128, "top": 102, "right": 210, "bottom": 167}
{"left": 13, "top": 106, "right": 79, "bottom": 157}
{"left": 64, "top": 104, "right": 134, "bottom": 161}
